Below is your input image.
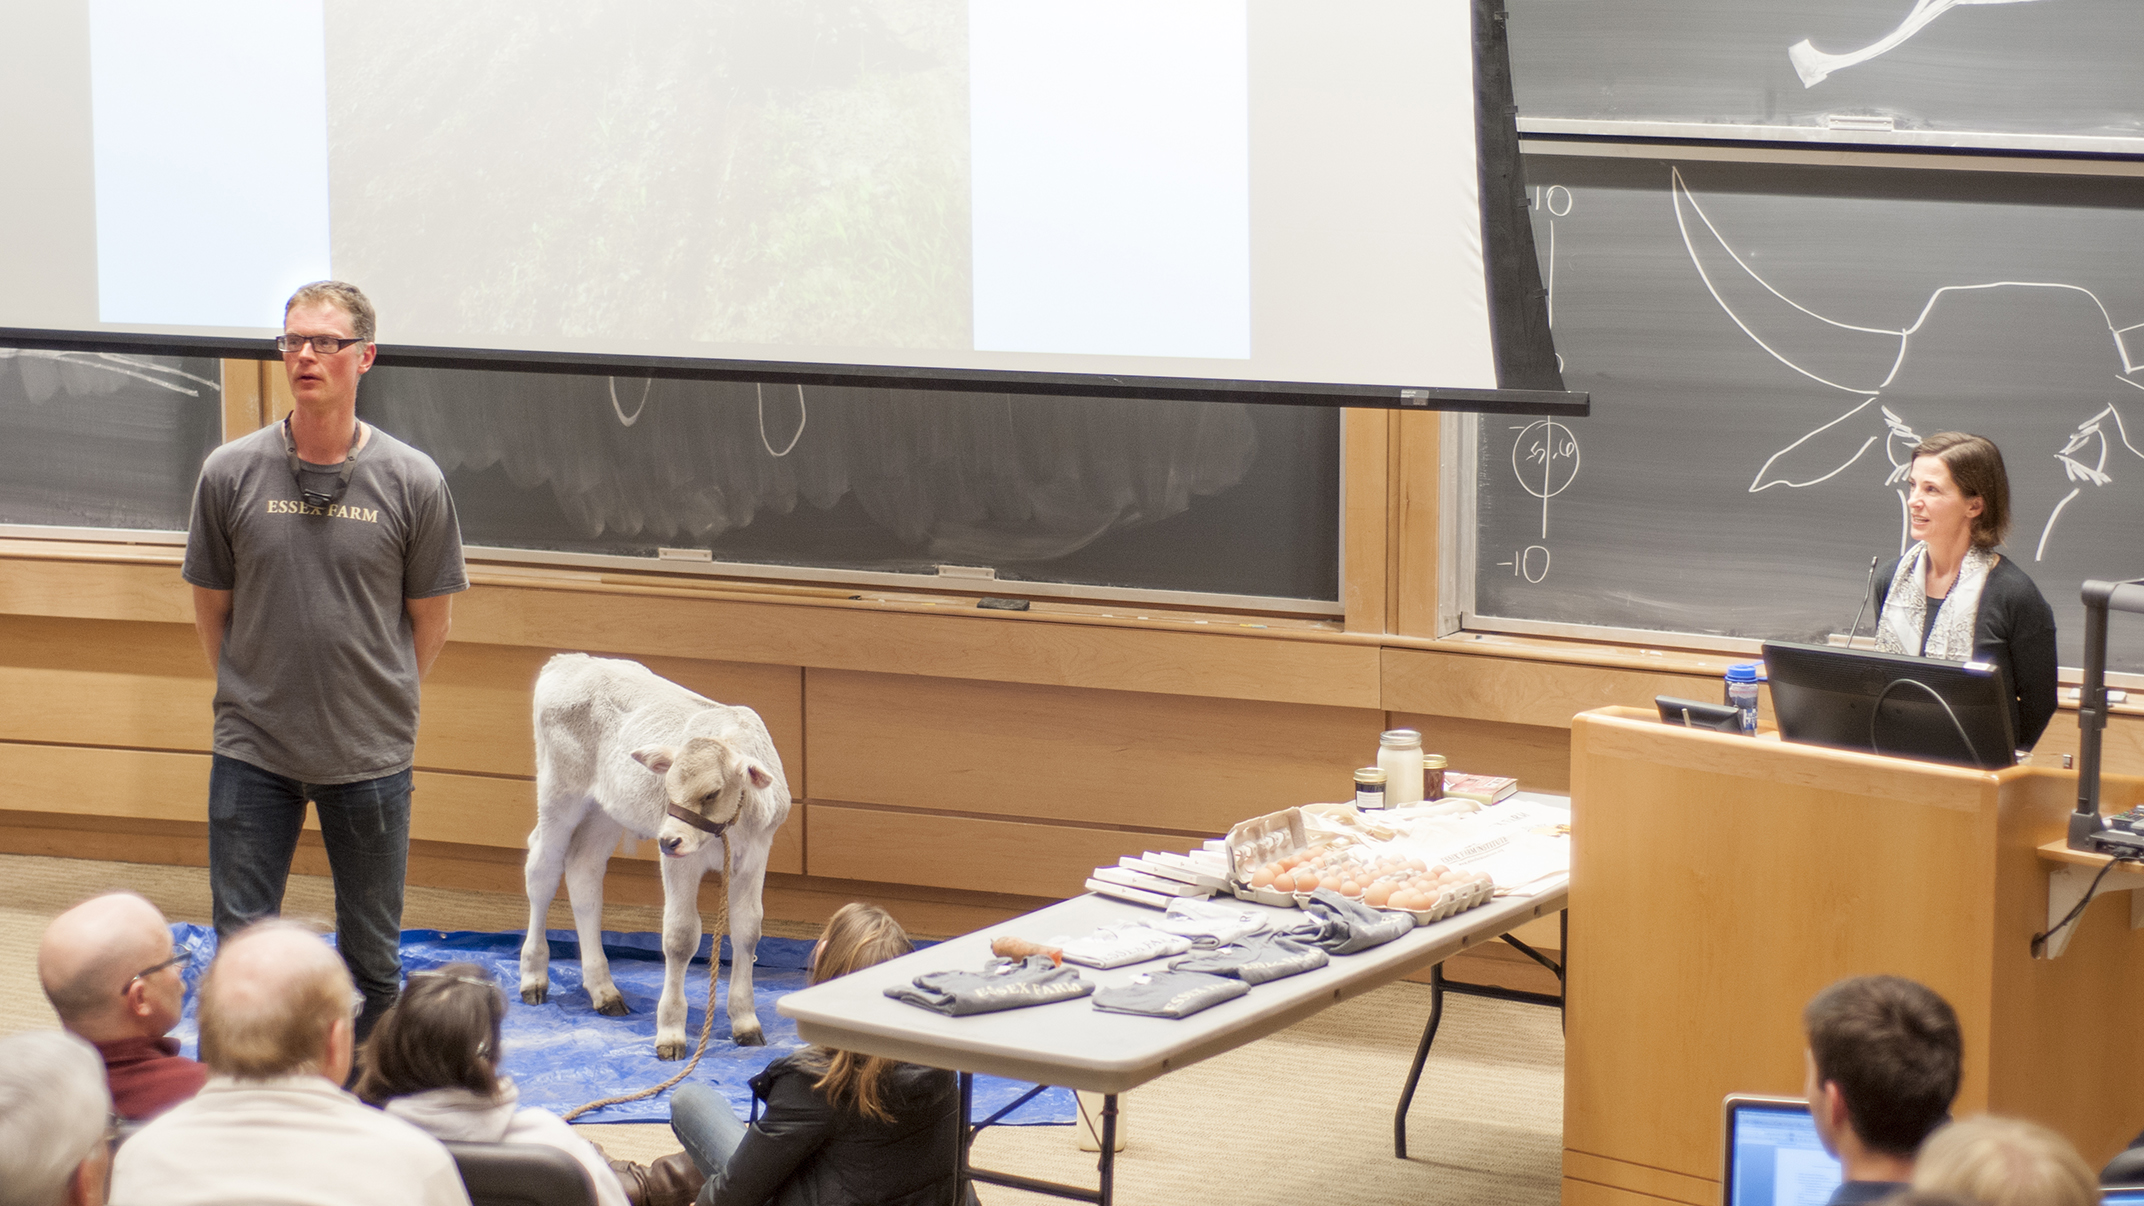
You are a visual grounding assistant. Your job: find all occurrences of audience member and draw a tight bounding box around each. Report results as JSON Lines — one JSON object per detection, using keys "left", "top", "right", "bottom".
{"left": 0, "top": 1030, "right": 113, "bottom": 1206}
{"left": 1912, "top": 1115, "right": 2098, "bottom": 1206}
{"left": 109, "top": 920, "right": 470, "bottom": 1206}
{"left": 356, "top": 962, "right": 704, "bottom": 1206}
{"left": 1801, "top": 975, "right": 1963, "bottom": 1206}
{"left": 669, "top": 903, "right": 976, "bottom": 1206}
{"left": 36, "top": 892, "right": 207, "bottom": 1121}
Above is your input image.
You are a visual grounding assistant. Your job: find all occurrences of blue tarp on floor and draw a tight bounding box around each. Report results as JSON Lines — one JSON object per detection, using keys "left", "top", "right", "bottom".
{"left": 166, "top": 924, "right": 1074, "bottom": 1126}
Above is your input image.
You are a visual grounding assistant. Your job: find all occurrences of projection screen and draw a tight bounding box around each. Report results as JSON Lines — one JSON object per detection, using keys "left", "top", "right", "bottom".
{"left": 0, "top": 0, "right": 1573, "bottom": 408}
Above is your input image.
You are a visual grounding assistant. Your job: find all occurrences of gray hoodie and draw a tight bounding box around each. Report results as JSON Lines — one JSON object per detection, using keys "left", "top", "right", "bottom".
{"left": 383, "top": 1077, "right": 631, "bottom": 1206}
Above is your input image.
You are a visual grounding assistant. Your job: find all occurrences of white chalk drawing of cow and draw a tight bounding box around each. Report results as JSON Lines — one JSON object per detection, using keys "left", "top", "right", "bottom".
{"left": 1669, "top": 166, "right": 2144, "bottom": 559}
{"left": 1788, "top": 0, "right": 2048, "bottom": 88}
{"left": 518, "top": 654, "right": 791, "bottom": 1056}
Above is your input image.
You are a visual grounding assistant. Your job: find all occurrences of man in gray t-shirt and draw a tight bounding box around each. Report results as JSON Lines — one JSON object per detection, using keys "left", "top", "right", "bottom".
{"left": 182, "top": 281, "right": 466, "bottom": 1038}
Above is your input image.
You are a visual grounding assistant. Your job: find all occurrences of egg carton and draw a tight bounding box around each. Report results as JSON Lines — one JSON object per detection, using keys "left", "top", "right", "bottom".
{"left": 1223, "top": 807, "right": 1319, "bottom": 908}
{"left": 1391, "top": 875, "right": 1496, "bottom": 926}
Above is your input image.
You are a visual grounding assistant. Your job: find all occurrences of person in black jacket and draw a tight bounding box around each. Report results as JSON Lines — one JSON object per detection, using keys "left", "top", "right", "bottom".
{"left": 1871, "top": 432, "right": 2058, "bottom": 752}
{"left": 669, "top": 904, "right": 974, "bottom": 1206}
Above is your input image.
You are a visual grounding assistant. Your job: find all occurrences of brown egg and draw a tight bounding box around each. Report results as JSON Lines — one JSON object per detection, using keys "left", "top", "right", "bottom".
{"left": 1340, "top": 880, "right": 1361, "bottom": 897}
{"left": 1430, "top": 864, "right": 1450, "bottom": 877}
{"left": 1317, "top": 874, "right": 1342, "bottom": 892}
{"left": 1365, "top": 882, "right": 1394, "bottom": 907}
{"left": 1250, "top": 868, "right": 1275, "bottom": 889}
{"left": 1406, "top": 858, "right": 1428, "bottom": 872}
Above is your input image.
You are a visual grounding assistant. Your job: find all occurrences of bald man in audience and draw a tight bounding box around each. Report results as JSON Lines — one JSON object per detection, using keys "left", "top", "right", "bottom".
{"left": 110, "top": 921, "right": 470, "bottom": 1206}
{"left": 37, "top": 892, "right": 206, "bottom": 1121}
{"left": 0, "top": 1030, "right": 114, "bottom": 1206}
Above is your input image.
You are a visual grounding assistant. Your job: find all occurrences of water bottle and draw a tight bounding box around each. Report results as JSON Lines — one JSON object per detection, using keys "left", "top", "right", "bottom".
{"left": 1725, "top": 662, "right": 1761, "bottom": 736}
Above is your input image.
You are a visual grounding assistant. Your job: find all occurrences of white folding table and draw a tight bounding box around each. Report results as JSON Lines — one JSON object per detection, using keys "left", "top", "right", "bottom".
{"left": 780, "top": 871, "right": 1569, "bottom": 1204}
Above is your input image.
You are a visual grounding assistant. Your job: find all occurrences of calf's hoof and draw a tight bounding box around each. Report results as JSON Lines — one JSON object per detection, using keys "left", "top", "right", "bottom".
{"left": 595, "top": 993, "right": 631, "bottom": 1017}
{"left": 731, "top": 1024, "right": 766, "bottom": 1048}
{"left": 520, "top": 984, "right": 548, "bottom": 1006}
{"left": 655, "top": 1034, "right": 689, "bottom": 1061}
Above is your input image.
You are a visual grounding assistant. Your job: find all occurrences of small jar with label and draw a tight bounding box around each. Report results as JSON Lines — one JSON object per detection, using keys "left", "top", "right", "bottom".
{"left": 1421, "top": 752, "right": 1448, "bottom": 801}
{"left": 1378, "top": 729, "right": 1426, "bottom": 805}
{"left": 1354, "top": 766, "right": 1388, "bottom": 810}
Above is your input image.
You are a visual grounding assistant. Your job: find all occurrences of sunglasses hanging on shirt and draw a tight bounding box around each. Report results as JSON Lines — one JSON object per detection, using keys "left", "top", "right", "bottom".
{"left": 280, "top": 415, "right": 365, "bottom": 509}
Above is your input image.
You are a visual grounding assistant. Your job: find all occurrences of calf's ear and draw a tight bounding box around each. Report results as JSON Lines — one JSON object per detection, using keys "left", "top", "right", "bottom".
{"left": 630, "top": 745, "right": 676, "bottom": 775}
{"left": 742, "top": 758, "right": 775, "bottom": 790}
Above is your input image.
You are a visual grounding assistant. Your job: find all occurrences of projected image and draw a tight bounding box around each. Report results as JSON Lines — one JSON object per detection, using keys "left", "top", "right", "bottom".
{"left": 327, "top": 0, "right": 971, "bottom": 353}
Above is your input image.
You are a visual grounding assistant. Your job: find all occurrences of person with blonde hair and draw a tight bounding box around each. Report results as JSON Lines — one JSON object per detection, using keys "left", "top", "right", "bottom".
{"left": 356, "top": 963, "right": 703, "bottom": 1206}
{"left": 109, "top": 921, "right": 469, "bottom": 1206}
{"left": 1911, "top": 1115, "right": 2098, "bottom": 1206}
{"left": 668, "top": 903, "right": 973, "bottom": 1206}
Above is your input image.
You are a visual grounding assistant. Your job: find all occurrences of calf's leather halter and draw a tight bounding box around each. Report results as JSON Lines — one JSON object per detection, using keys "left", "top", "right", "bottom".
{"left": 665, "top": 803, "right": 730, "bottom": 837}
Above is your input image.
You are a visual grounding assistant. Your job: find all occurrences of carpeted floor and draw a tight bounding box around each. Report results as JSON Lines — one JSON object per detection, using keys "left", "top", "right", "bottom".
{"left": 0, "top": 853, "right": 1563, "bottom": 1205}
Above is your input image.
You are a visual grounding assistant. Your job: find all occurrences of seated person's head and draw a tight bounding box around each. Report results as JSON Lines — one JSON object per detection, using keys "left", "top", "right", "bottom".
{"left": 0, "top": 1030, "right": 114, "bottom": 1206}
{"left": 1802, "top": 975, "right": 1962, "bottom": 1167}
{"left": 352, "top": 964, "right": 506, "bottom": 1106}
{"left": 810, "top": 903, "right": 912, "bottom": 986}
{"left": 805, "top": 904, "right": 913, "bottom": 1121}
{"left": 37, "top": 893, "right": 186, "bottom": 1045}
{"left": 196, "top": 921, "right": 356, "bottom": 1084}
{"left": 1911, "top": 1115, "right": 2097, "bottom": 1206}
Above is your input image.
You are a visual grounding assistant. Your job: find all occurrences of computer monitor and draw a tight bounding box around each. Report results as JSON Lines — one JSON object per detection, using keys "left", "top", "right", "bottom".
{"left": 1762, "top": 641, "right": 2018, "bottom": 770}
{"left": 2104, "top": 1187, "right": 2144, "bottom": 1206}
{"left": 1723, "top": 1095, "right": 1842, "bottom": 1206}
{"left": 1658, "top": 695, "right": 1744, "bottom": 732}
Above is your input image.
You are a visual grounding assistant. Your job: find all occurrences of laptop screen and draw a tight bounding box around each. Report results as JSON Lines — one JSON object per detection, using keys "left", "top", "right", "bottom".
{"left": 2103, "top": 1189, "right": 2144, "bottom": 1206}
{"left": 1725, "top": 1098, "right": 1843, "bottom": 1206}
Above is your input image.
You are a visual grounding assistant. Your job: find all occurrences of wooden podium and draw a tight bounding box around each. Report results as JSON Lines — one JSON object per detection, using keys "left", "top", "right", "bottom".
{"left": 1564, "top": 706, "right": 2144, "bottom": 1206}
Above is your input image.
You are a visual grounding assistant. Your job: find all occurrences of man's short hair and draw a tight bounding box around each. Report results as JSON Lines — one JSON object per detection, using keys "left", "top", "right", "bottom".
{"left": 284, "top": 280, "right": 377, "bottom": 343}
{"left": 0, "top": 1031, "right": 111, "bottom": 1206}
{"left": 197, "top": 921, "right": 354, "bottom": 1080}
{"left": 1913, "top": 1115, "right": 2098, "bottom": 1206}
{"left": 1804, "top": 975, "right": 1962, "bottom": 1156}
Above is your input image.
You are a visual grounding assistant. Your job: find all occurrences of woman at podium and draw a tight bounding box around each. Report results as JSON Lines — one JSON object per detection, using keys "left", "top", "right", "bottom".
{"left": 1872, "top": 432, "right": 2058, "bottom": 748}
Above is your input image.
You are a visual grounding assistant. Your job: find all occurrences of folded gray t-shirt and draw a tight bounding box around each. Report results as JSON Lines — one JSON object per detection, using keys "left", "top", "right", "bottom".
{"left": 1287, "top": 888, "right": 1416, "bottom": 955}
{"left": 1169, "top": 933, "right": 1329, "bottom": 985}
{"left": 183, "top": 422, "right": 467, "bottom": 783}
{"left": 885, "top": 956, "right": 1092, "bottom": 1016}
{"left": 1090, "top": 971, "right": 1249, "bottom": 1019}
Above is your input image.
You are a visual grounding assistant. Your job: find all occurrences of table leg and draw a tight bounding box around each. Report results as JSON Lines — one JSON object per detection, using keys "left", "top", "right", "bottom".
{"left": 1392, "top": 963, "right": 1447, "bottom": 1159}
{"left": 1393, "top": 909, "right": 1570, "bottom": 1159}
{"left": 957, "top": 1072, "right": 1112, "bottom": 1204}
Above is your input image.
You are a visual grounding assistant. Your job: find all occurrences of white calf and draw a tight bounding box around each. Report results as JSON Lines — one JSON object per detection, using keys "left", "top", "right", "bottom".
{"left": 518, "top": 653, "right": 791, "bottom": 1055}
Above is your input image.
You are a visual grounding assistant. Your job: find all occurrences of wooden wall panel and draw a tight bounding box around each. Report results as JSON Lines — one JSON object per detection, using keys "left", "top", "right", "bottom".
{"left": 1393, "top": 411, "right": 1442, "bottom": 638}
{"left": 1389, "top": 711, "right": 1571, "bottom": 794}
{"left": 0, "top": 616, "right": 211, "bottom": 752}
{"left": 0, "top": 550, "right": 189, "bottom": 626}
{"left": 1384, "top": 647, "right": 1721, "bottom": 730}
{"left": 805, "top": 804, "right": 1177, "bottom": 899}
{"left": 220, "top": 360, "right": 267, "bottom": 439}
{"left": 1341, "top": 408, "right": 1391, "bottom": 634}
{"left": 807, "top": 669, "right": 1383, "bottom": 834}
{"left": 0, "top": 742, "right": 207, "bottom": 822}
{"left": 453, "top": 584, "right": 1380, "bottom": 709}
{"left": 414, "top": 645, "right": 803, "bottom": 785}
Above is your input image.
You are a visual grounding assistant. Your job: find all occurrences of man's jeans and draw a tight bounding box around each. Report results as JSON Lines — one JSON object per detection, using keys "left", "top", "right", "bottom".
{"left": 208, "top": 754, "right": 412, "bottom": 1040}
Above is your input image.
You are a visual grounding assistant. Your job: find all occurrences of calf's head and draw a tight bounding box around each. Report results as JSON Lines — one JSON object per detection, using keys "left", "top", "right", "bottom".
{"left": 631, "top": 736, "right": 775, "bottom": 858}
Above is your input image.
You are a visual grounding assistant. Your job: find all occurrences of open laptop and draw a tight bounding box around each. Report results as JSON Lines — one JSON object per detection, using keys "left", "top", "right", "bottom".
{"left": 2104, "top": 1189, "right": 2144, "bottom": 1206}
{"left": 1724, "top": 1095, "right": 1842, "bottom": 1206}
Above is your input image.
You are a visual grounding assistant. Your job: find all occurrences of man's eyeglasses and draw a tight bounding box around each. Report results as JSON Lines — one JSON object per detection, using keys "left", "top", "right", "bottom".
{"left": 276, "top": 334, "right": 366, "bottom": 355}
{"left": 127, "top": 948, "right": 192, "bottom": 990}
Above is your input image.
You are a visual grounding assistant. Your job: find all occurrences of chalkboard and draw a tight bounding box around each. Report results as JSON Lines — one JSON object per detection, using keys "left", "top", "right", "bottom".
{"left": 1474, "top": 156, "right": 2144, "bottom": 673}
{"left": 356, "top": 366, "right": 1340, "bottom": 604}
{"left": 1508, "top": 0, "right": 2144, "bottom": 147}
{"left": 0, "top": 349, "right": 222, "bottom": 533}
